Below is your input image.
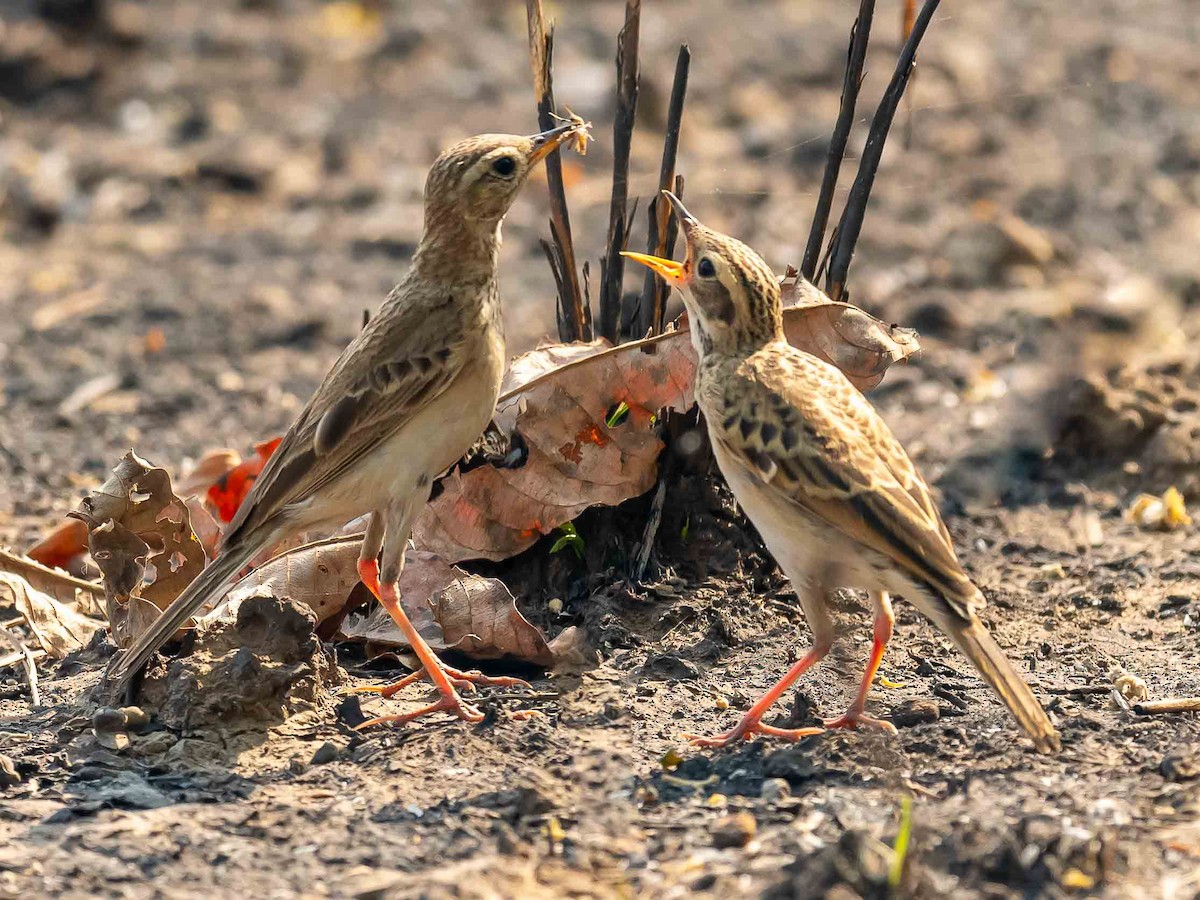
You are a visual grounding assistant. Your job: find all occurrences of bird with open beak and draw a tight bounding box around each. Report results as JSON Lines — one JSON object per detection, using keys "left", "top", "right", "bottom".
{"left": 624, "top": 192, "right": 1060, "bottom": 753}
{"left": 105, "top": 121, "right": 590, "bottom": 730}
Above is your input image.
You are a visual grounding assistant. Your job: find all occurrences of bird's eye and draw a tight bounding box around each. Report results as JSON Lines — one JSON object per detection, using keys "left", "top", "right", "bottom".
{"left": 697, "top": 258, "right": 717, "bottom": 278}
{"left": 491, "top": 156, "right": 517, "bottom": 177}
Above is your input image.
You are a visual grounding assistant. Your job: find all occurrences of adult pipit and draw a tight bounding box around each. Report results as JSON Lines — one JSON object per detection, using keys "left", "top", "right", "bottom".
{"left": 624, "top": 193, "right": 1060, "bottom": 754}
{"left": 106, "top": 122, "right": 589, "bottom": 728}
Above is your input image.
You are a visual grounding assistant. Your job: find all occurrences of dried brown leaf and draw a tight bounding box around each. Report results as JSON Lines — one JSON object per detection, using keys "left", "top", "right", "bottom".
{"left": 0, "top": 574, "right": 104, "bottom": 658}
{"left": 415, "top": 288, "right": 919, "bottom": 562}
{"left": 69, "top": 451, "right": 209, "bottom": 647}
{"left": 203, "top": 534, "right": 554, "bottom": 666}
{"left": 175, "top": 448, "right": 241, "bottom": 498}
{"left": 0, "top": 552, "right": 105, "bottom": 658}
{"left": 780, "top": 271, "right": 921, "bottom": 391}
{"left": 0, "top": 548, "right": 103, "bottom": 612}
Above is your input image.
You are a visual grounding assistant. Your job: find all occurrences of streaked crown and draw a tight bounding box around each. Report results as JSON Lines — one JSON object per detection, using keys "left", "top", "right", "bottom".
{"left": 624, "top": 192, "right": 784, "bottom": 356}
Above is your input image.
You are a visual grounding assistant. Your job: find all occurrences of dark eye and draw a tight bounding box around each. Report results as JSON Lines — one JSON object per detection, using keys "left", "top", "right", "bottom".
{"left": 697, "top": 258, "right": 716, "bottom": 278}
{"left": 491, "top": 156, "right": 517, "bottom": 177}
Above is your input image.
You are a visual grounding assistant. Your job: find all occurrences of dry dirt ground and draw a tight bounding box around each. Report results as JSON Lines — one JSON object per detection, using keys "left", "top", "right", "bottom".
{"left": 2, "top": 1, "right": 1200, "bottom": 897}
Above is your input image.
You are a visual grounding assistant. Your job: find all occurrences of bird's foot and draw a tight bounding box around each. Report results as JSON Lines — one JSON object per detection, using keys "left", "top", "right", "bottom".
{"left": 353, "top": 690, "right": 485, "bottom": 730}
{"left": 683, "top": 715, "right": 824, "bottom": 748}
{"left": 821, "top": 710, "right": 898, "bottom": 734}
{"left": 349, "top": 666, "right": 530, "bottom": 699}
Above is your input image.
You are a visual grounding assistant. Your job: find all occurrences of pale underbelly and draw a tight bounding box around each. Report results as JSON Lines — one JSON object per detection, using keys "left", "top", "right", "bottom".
{"left": 711, "top": 434, "right": 910, "bottom": 596}
{"left": 293, "top": 357, "right": 501, "bottom": 527}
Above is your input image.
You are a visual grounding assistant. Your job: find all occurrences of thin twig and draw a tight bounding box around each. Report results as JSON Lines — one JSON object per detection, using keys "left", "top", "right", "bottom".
{"left": 634, "top": 470, "right": 668, "bottom": 582}
{"left": 800, "top": 0, "right": 875, "bottom": 280}
{"left": 1133, "top": 697, "right": 1200, "bottom": 715}
{"left": 599, "top": 0, "right": 641, "bottom": 343}
{"left": 0, "top": 625, "right": 40, "bottom": 706}
{"left": 637, "top": 44, "right": 690, "bottom": 337}
{"left": 825, "top": 0, "right": 941, "bottom": 302}
{"left": 0, "top": 647, "right": 46, "bottom": 669}
{"left": 526, "top": 0, "right": 591, "bottom": 341}
{"left": 1044, "top": 685, "right": 1111, "bottom": 696}
{"left": 901, "top": 0, "right": 917, "bottom": 149}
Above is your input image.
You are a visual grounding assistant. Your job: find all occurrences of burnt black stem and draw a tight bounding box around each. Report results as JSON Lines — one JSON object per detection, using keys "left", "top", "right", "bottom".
{"left": 825, "top": 0, "right": 941, "bottom": 302}
{"left": 800, "top": 0, "right": 876, "bottom": 281}
{"left": 599, "top": 0, "right": 641, "bottom": 344}
{"left": 526, "top": 0, "right": 591, "bottom": 341}
{"left": 637, "top": 44, "right": 690, "bottom": 338}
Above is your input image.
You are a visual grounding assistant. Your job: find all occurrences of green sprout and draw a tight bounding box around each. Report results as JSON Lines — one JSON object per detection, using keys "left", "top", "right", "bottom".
{"left": 888, "top": 794, "right": 913, "bottom": 891}
{"left": 680, "top": 516, "right": 691, "bottom": 542}
{"left": 606, "top": 401, "right": 631, "bottom": 428}
{"left": 550, "top": 522, "right": 585, "bottom": 560}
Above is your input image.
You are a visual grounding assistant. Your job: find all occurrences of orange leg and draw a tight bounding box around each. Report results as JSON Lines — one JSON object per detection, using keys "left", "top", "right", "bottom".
{"left": 351, "top": 557, "right": 530, "bottom": 696}
{"left": 350, "top": 665, "right": 530, "bottom": 698}
{"left": 822, "top": 592, "right": 898, "bottom": 734}
{"left": 353, "top": 558, "right": 484, "bottom": 729}
{"left": 682, "top": 644, "right": 830, "bottom": 748}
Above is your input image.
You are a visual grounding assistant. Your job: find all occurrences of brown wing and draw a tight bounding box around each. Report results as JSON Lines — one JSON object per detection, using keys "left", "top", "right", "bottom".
{"left": 224, "top": 290, "right": 470, "bottom": 544}
{"left": 712, "top": 346, "right": 979, "bottom": 618}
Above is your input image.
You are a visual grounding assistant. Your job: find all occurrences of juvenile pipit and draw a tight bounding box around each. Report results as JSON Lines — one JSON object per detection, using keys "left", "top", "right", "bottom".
{"left": 106, "top": 123, "right": 587, "bottom": 728}
{"left": 625, "top": 192, "right": 1060, "bottom": 753}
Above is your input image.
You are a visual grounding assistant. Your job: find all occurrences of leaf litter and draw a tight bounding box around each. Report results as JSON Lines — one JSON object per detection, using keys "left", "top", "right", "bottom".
{"left": 9, "top": 287, "right": 911, "bottom": 681}
{"left": 416, "top": 277, "right": 919, "bottom": 562}
{"left": 67, "top": 451, "right": 208, "bottom": 648}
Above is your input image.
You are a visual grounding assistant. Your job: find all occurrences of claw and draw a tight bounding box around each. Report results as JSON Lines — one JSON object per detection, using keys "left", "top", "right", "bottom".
{"left": 821, "top": 712, "right": 898, "bottom": 734}
{"left": 349, "top": 666, "right": 527, "bottom": 699}
{"left": 354, "top": 692, "right": 485, "bottom": 730}
{"left": 683, "top": 718, "right": 824, "bottom": 749}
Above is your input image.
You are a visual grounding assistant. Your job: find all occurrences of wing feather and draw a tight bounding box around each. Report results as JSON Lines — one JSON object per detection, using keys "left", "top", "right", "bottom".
{"left": 712, "top": 347, "right": 979, "bottom": 618}
{"left": 224, "top": 293, "right": 469, "bottom": 544}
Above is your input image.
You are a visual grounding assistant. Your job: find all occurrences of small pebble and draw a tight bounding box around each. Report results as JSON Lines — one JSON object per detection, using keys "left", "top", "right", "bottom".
{"left": 96, "top": 731, "right": 130, "bottom": 752}
{"left": 760, "top": 778, "right": 791, "bottom": 802}
{"left": 890, "top": 699, "right": 941, "bottom": 728}
{"left": 92, "top": 707, "right": 127, "bottom": 734}
{"left": 131, "top": 731, "right": 177, "bottom": 758}
{"left": 711, "top": 811, "right": 757, "bottom": 849}
{"left": 309, "top": 741, "right": 338, "bottom": 766}
{"left": 288, "top": 756, "right": 308, "bottom": 775}
{"left": 120, "top": 706, "right": 150, "bottom": 730}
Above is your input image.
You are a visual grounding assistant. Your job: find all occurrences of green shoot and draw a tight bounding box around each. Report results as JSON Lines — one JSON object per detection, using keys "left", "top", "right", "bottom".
{"left": 606, "top": 401, "right": 631, "bottom": 428}
{"left": 889, "top": 794, "right": 913, "bottom": 892}
{"left": 550, "top": 522, "right": 585, "bottom": 560}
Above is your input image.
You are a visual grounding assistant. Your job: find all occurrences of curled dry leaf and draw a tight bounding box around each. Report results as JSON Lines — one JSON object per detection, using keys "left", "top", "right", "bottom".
{"left": 185, "top": 496, "right": 223, "bottom": 560}
{"left": 340, "top": 572, "right": 552, "bottom": 666}
{"left": 0, "top": 549, "right": 105, "bottom": 658}
{"left": 68, "top": 451, "right": 209, "bottom": 648}
{"left": 779, "top": 270, "right": 920, "bottom": 391}
{"left": 0, "top": 548, "right": 103, "bottom": 612}
{"left": 203, "top": 534, "right": 555, "bottom": 667}
{"left": 415, "top": 285, "right": 920, "bottom": 562}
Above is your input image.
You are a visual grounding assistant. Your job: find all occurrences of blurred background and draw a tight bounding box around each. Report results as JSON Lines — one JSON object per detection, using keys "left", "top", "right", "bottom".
{"left": 2, "top": 0, "right": 1199, "bottom": 541}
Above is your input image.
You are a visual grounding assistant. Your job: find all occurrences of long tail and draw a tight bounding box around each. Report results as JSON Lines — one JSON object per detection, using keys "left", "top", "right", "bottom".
{"left": 104, "top": 539, "right": 261, "bottom": 693}
{"left": 945, "top": 617, "right": 1061, "bottom": 754}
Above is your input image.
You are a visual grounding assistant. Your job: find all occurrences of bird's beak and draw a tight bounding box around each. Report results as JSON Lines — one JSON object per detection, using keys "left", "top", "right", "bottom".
{"left": 621, "top": 250, "right": 685, "bottom": 285}
{"left": 620, "top": 190, "right": 698, "bottom": 284}
{"left": 527, "top": 122, "right": 581, "bottom": 164}
{"left": 660, "top": 190, "right": 698, "bottom": 235}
